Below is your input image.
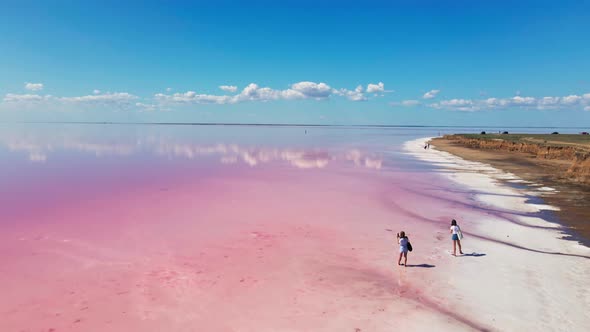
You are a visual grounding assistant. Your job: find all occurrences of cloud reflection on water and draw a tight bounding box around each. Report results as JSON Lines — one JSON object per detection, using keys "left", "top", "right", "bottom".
{"left": 0, "top": 131, "right": 382, "bottom": 170}
{"left": 152, "top": 142, "right": 343, "bottom": 169}
{"left": 4, "top": 137, "right": 136, "bottom": 162}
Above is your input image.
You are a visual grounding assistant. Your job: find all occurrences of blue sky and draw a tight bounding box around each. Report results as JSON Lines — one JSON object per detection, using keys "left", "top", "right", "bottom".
{"left": 1, "top": 0, "right": 589, "bottom": 126}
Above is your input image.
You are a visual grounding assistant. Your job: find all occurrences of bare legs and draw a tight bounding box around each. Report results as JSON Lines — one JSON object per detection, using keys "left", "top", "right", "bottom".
{"left": 452, "top": 240, "right": 464, "bottom": 255}
{"left": 398, "top": 252, "right": 408, "bottom": 266}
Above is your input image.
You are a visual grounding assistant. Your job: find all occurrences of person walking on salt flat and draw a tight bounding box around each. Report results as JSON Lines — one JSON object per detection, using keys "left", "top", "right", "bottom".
{"left": 450, "top": 219, "right": 464, "bottom": 256}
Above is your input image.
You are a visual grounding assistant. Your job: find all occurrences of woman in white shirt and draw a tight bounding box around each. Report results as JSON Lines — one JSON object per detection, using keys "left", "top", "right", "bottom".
{"left": 450, "top": 219, "right": 464, "bottom": 256}
{"left": 397, "top": 231, "right": 409, "bottom": 266}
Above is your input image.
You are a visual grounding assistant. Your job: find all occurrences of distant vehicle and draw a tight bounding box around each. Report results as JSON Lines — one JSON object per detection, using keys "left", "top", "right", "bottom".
{"left": 551, "top": 131, "right": 559, "bottom": 134}
{"left": 502, "top": 131, "right": 509, "bottom": 134}
{"left": 581, "top": 132, "right": 589, "bottom": 135}
{"left": 480, "top": 131, "right": 486, "bottom": 135}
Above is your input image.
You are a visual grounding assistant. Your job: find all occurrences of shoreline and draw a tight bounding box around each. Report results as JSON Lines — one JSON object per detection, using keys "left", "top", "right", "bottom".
{"left": 429, "top": 136, "right": 590, "bottom": 246}
{"left": 403, "top": 137, "right": 590, "bottom": 332}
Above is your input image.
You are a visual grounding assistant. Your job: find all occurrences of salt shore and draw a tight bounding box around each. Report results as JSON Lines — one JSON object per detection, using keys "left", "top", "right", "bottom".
{"left": 403, "top": 138, "right": 590, "bottom": 331}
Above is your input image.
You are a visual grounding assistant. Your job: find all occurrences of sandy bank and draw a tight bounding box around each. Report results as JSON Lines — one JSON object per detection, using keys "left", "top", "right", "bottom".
{"left": 431, "top": 136, "right": 590, "bottom": 245}
{"left": 436, "top": 134, "right": 590, "bottom": 185}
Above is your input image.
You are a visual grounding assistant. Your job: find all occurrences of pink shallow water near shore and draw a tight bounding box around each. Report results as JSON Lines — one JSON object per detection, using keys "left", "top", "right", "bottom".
{"left": 0, "top": 124, "right": 557, "bottom": 331}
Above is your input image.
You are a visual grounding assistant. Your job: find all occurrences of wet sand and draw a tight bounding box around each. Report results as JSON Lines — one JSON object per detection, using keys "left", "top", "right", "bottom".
{"left": 431, "top": 137, "right": 590, "bottom": 245}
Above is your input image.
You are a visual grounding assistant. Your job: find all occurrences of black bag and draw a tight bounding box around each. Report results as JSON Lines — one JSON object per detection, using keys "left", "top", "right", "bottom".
{"left": 407, "top": 242, "right": 413, "bottom": 252}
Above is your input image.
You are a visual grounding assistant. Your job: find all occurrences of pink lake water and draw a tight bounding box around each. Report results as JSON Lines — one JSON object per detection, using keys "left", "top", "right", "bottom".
{"left": 1, "top": 124, "right": 586, "bottom": 332}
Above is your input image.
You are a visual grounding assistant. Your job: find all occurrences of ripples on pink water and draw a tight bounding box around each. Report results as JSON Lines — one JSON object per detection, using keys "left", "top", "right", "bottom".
{"left": 0, "top": 124, "right": 489, "bottom": 331}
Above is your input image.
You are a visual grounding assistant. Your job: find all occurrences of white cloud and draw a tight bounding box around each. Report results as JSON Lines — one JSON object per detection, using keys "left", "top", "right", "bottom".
{"left": 25, "top": 82, "right": 44, "bottom": 91}
{"left": 366, "top": 82, "right": 385, "bottom": 94}
{"left": 3, "top": 93, "right": 51, "bottom": 103}
{"left": 585, "top": 106, "right": 590, "bottom": 111}
{"left": 440, "top": 99, "right": 473, "bottom": 107}
{"left": 562, "top": 95, "right": 582, "bottom": 104}
{"left": 389, "top": 100, "right": 422, "bottom": 107}
{"left": 135, "top": 102, "right": 160, "bottom": 112}
{"left": 3, "top": 81, "right": 392, "bottom": 111}
{"left": 232, "top": 83, "right": 301, "bottom": 103}
{"left": 19, "top": 82, "right": 588, "bottom": 114}
{"left": 428, "top": 92, "right": 590, "bottom": 111}
{"left": 155, "top": 81, "right": 376, "bottom": 105}
{"left": 537, "top": 97, "right": 560, "bottom": 108}
{"left": 155, "top": 91, "right": 233, "bottom": 104}
{"left": 402, "top": 100, "right": 421, "bottom": 106}
{"left": 484, "top": 98, "right": 506, "bottom": 108}
{"left": 423, "top": 89, "right": 440, "bottom": 99}
{"left": 59, "top": 92, "right": 138, "bottom": 103}
{"left": 336, "top": 85, "right": 367, "bottom": 101}
{"left": 429, "top": 99, "right": 476, "bottom": 111}
{"left": 1, "top": 92, "right": 139, "bottom": 112}
{"left": 219, "top": 85, "right": 238, "bottom": 93}
{"left": 4, "top": 92, "right": 138, "bottom": 104}
{"left": 511, "top": 96, "right": 536, "bottom": 105}
{"left": 291, "top": 81, "right": 332, "bottom": 98}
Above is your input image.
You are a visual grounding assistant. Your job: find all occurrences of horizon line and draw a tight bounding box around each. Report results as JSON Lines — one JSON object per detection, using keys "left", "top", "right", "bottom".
{"left": 0, "top": 121, "right": 588, "bottom": 130}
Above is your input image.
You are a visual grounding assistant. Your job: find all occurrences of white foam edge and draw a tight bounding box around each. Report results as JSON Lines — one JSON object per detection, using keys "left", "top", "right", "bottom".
{"left": 403, "top": 137, "right": 561, "bottom": 214}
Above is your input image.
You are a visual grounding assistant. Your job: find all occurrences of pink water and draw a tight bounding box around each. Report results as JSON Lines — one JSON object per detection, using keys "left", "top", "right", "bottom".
{"left": 0, "top": 124, "right": 503, "bottom": 331}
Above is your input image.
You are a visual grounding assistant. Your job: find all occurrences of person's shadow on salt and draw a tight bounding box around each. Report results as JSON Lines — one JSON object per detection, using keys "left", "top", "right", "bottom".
{"left": 405, "top": 264, "right": 436, "bottom": 268}
{"left": 460, "top": 252, "right": 486, "bottom": 257}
